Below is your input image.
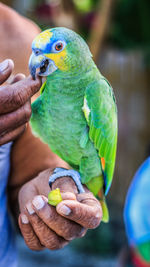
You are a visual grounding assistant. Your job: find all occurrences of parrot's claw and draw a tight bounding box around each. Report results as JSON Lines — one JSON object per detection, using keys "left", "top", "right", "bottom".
{"left": 49, "top": 168, "right": 85, "bottom": 194}
{"left": 53, "top": 167, "right": 67, "bottom": 174}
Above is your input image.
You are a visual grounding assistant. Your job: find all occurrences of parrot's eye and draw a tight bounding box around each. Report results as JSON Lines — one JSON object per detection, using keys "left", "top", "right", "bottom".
{"left": 52, "top": 40, "right": 66, "bottom": 53}
{"left": 35, "top": 50, "right": 41, "bottom": 56}
{"left": 55, "top": 42, "right": 63, "bottom": 51}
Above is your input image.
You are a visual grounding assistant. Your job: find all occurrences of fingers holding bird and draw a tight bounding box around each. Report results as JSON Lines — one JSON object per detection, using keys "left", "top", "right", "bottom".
{"left": 18, "top": 169, "right": 101, "bottom": 251}
{"left": 19, "top": 193, "right": 86, "bottom": 250}
{"left": 57, "top": 192, "right": 102, "bottom": 229}
{"left": 18, "top": 214, "right": 44, "bottom": 251}
{"left": 0, "top": 59, "right": 41, "bottom": 145}
{"left": 19, "top": 199, "right": 98, "bottom": 251}
{"left": 19, "top": 204, "right": 69, "bottom": 250}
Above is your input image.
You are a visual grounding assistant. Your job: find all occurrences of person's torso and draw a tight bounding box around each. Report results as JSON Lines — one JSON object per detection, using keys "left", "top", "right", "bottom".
{"left": 0, "top": 142, "right": 17, "bottom": 267}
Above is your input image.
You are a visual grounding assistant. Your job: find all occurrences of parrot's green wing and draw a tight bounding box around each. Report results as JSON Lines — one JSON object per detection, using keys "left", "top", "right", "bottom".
{"left": 83, "top": 77, "right": 117, "bottom": 195}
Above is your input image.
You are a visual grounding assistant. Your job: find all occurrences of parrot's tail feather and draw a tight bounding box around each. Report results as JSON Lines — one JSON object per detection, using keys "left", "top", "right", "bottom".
{"left": 86, "top": 175, "right": 109, "bottom": 222}
{"left": 98, "top": 189, "right": 109, "bottom": 223}
{"left": 99, "top": 198, "right": 109, "bottom": 223}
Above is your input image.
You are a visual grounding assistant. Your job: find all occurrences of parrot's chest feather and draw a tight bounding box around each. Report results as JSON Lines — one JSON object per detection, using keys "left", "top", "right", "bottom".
{"left": 39, "top": 78, "right": 88, "bottom": 164}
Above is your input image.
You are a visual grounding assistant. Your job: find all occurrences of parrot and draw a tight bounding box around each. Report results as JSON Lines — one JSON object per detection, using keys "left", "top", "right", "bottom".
{"left": 29, "top": 27, "right": 117, "bottom": 223}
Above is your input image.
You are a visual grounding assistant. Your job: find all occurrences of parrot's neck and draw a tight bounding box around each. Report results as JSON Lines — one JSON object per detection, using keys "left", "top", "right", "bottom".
{"left": 47, "top": 55, "right": 97, "bottom": 81}
{"left": 44, "top": 62, "right": 99, "bottom": 99}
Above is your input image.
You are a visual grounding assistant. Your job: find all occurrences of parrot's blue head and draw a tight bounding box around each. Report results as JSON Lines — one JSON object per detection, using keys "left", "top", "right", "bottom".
{"left": 29, "top": 27, "right": 92, "bottom": 79}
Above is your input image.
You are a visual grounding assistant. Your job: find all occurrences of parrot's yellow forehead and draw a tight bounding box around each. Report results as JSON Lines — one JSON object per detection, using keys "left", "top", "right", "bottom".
{"left": 34, "top": 30, "right": 53, "bottom": 49}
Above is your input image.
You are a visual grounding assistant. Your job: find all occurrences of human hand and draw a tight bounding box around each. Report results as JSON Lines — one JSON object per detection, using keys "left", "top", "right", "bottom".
{"left": 0, "top": 59, "right": 41, "bottom": 145}
{"left": 18, "top": 169, "right": 102, "bottom": 250}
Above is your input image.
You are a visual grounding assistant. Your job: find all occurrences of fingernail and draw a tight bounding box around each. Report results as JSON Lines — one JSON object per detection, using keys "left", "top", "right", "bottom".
{"left": 0, "top": 60, "right": 9, "bottom": 72}
{"left": 26, "top": 202, "right": 35, "bottom": 215}
{"left": 21, "top": 214, "right": 29, "bottom": 224}
{"left": 59, "top": 205, "right": 71, "bottom": 216}
{"left": 32, "top": 196, "right": 45, "bottom": 210}
{"left": 79, "top": 227, "right": 86, "bottom": 237}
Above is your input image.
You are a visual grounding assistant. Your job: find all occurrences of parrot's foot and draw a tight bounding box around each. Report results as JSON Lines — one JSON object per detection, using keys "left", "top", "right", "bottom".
{"left": 49, "top": 168, "right": 85, "bottom": 193}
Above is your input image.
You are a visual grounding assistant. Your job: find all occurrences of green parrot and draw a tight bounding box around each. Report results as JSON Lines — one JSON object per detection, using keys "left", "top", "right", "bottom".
{"left": 29, "top": 27, "right": 117, "bottom": 223}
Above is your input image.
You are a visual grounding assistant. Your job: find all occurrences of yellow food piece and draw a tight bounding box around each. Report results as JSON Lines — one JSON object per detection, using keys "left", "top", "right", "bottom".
{"left": 48, "top": 188, "right": 62, "bottom": 206}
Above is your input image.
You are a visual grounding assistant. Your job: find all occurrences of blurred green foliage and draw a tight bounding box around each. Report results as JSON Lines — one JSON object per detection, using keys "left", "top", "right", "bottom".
{"left": 110, "top": 0, "right": 150, "bottom": 50}
{"left": 73, "top": 0, "right": 98, "bottom": 13}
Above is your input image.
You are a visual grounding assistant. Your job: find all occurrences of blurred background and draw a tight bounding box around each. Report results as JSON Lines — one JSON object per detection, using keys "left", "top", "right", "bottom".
{"left": 1, "top": 0, "right": 150, "bottom": 266}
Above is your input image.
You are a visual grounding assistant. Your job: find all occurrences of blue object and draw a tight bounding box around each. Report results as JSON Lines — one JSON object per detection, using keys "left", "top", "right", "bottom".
{"left": 49, "top": 167, "right": 85, "bottom": 193}
{"left": 0, "top": 143, "right": 17, "bottom": 267}
{"left": 124, "top": 157, "right": 150, "bottom": 246}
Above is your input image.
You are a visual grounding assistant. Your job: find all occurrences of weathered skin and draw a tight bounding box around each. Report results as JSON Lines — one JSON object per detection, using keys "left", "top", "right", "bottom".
{"left": 29, "top": 27, "right": 118, "bottom": 222}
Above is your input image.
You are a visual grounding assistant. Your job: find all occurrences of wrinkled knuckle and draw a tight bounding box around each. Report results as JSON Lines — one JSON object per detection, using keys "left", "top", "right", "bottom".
{"left": 62, "top": 226, "right": 76, "bottom": 241}
{"left": 73, "top": 206, "right": 84, "bottom": 222}
{"left": 93, "top": 216, "right": 101, "bottom": 228}
{"left": 14, "top": 91, "right": 24, "bottom": 107}
{"left": 20, "top": 125, "right": 26, "bottom": 134}
{"left": 34, "top": 220, "right": 44, "bottom": 231}
{"left": 0, "top": 73, "right": 6, "bottom": 85}
{"left": 88, "top": 210, "right": 102, "bottom": 229}
{"left": 22, "top": 229, "right": 40, "bottom": 250}
{"left": 24, "top": 104, "right": 32, "bottom": 122}
{"left": 43, "top": 237, "right": 60, "bottom": 250}
{"left": 17, "top": 125, "right": 26, "bottom": 138}
{"left": 0, "top": 128, "right": 6, "bottom": 138}
{"left": 26, "top": 238, "right": 41, "bottom": 251}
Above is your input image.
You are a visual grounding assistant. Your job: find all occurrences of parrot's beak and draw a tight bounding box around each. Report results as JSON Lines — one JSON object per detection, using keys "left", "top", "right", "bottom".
{"left": 29, "top": 52, "right": 57, "bottom": 80}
